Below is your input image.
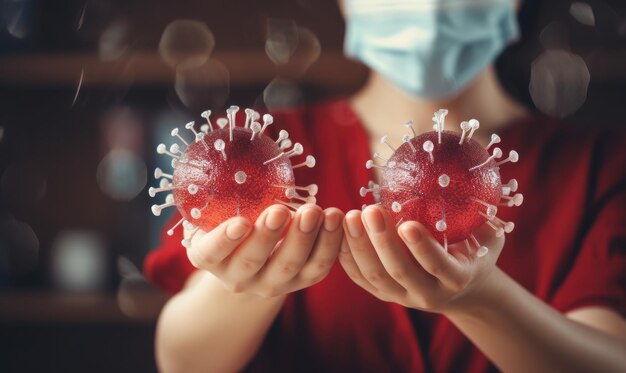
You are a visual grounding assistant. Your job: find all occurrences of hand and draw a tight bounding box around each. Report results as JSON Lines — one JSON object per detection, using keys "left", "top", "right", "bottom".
{"left": 185, "top": 204, "right": 344, "bottom": 298}
{"left": 339, "top": 205, "right": 505, "bottom": 313}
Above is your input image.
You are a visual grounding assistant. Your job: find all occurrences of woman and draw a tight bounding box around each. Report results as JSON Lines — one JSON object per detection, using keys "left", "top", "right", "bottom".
{"left": 146, "top": 0, "right": 626, "bottom": 371}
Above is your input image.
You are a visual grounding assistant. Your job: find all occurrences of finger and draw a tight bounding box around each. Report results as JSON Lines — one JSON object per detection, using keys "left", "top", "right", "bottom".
{"left": 297, "top": 207, "right": 344, "bottom": 283}
{"left": 257, "top": 204, "right": 323, "bottom": 285}
{"left": 186, "top": 217, "right": 252, "bottom": 269}
{"left": 361, "top": 205, "right": 435, "bottom": 291}
{"left": 343, "top": 210, "right": 407, "bottom": 298}
{"left": 221, "top": 205, "right": 291, "bottom": 281}
{"left": 187, "top": 227, "right": 206, "bottom": 246}
{"left": 337, "top": 237, "right": 381, "bottom": 297}
{"left": 398, "top": 221, "right": 467, "bottom": 290}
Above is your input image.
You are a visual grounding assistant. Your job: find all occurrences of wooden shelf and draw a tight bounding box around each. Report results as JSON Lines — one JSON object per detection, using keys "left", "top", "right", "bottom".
{"left": 0, "top": 50, "right": 367, "bottom": 88}
{"left": 0, "top": 289, "right": 167, "bottom": 324}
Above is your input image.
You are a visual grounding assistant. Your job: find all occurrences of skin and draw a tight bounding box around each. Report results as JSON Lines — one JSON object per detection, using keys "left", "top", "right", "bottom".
{"left": 156, "top": 204, "right": 345, "bottom": 373}
{"left": 156, "top": 2, "right": 626, "bottom": 372}
{"left": 341, "top": 205, "right": 626, "bottom": 373}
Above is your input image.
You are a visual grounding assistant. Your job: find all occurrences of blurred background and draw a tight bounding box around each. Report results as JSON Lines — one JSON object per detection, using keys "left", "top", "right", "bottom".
{"left": 0, "top": 0, "right": 624, "bottom": 371}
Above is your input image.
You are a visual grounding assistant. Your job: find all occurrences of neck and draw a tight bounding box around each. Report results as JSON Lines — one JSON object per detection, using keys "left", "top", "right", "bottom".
{"left": 349, "top": 68, "right": 528, "bottom": 142}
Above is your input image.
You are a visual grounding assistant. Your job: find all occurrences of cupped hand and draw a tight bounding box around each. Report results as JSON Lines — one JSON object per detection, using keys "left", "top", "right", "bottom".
{"left": 339, "top": 205, "right": 505, "bottom": 313}
{"left": 185, "top": 203, "right": 344, "bottom": 298}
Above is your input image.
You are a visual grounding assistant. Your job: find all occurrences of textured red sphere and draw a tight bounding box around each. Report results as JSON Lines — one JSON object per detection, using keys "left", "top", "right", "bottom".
{"left": 379, "top": 131, "right": 502, "bottom": 244}
{"left": 150, "top": 107, "right": 317, "bottom": 247}
{"left": 172, "top": 127, "right": 295, "bottom": 231}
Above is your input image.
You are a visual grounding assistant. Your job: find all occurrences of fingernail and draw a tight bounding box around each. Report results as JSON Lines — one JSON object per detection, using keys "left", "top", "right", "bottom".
{"left": 345, "top": 211, "right": 363, "bottom": 238}
{"left": 226, "top": 220, "right": 250, "bottom": 240}
{"left": 363, "top": 207, "right": 385, "bottom": 233}
{"left": 265, "top": 208, "right": 289, "bottom": 231}
{"left": 299, "top": 208, "right": 321, "bottom": 233}
{"left": 323, "top": 210, "right": 342, "bottom": 232}
{"left": 400, "top": 224, "right": 421, "bottom": 244}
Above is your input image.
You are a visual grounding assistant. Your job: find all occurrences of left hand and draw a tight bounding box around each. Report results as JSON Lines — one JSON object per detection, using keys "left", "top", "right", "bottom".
{"left": 339, "top": 205, "right": 505, "bottom": 313}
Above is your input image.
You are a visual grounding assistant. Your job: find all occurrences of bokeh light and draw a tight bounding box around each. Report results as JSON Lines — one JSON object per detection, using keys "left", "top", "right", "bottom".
{"left": 569, "top": 2, "right": 596, "bottom": 27}
{"left": 99, "top": 20, "right": 133, "bottom": 61}
{"left": 116, "top": 256, "right": 167, "bottom": 319}
{"left": 5, "top": 0, "right": 34, "bottom": 39}
{"left": 72, "top": 68, "right": 85, "bottom": 107}
{"left": 539, "top": 21, "right": 570, "bottom": 50}
{"left": 159, "top": 20, "right": 215, "bottom": 70}
{"left": 289, "top": 27, "right": 321, "bottom": 74}
{"left": 75, "top": 2, "right": 87, "bottom": 31}
{"left": 174, "top": 59, "right": 230, "bottom": 111}
{"left": 101, "top": 107, "right": 143, "bottom": 151}
{"left": 0, "top": 216, "right": 39, "bottom": 279}
{"left": 117, "top": 255, "right": 140, "bottom": 278}
{"left": 50, "top": 230, "right": 107, "bottom": 292}
{"left": 265, "top": 19, "right": 321, "bottom": 78}
{"left": 265, "top": 19, "right": 299, "bottom": 65}
{"left": 96, "top": 148, "right": 147, "bottom": 201}
{"left": 117, "top": 273, "right": 166, "bottom": 319}
{"left": 262, "top": 78, "right": 305, "bottom": 111}
{"left": 96, "top": 107, "right": 147, "bottom": 201}
{"left": 529, "top": 50, "right": 590, "bottom": 118}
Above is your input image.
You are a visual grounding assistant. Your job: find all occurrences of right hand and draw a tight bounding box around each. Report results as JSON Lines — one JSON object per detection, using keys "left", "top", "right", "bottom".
{"left": 185, "top": 204, "right": 344, "bottom": 298}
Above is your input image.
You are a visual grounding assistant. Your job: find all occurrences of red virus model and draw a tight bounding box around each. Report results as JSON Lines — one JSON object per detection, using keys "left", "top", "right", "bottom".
{"left": 361, "top": 109, "right": 522, "bottom": 256}
{"left": 150, "top": 106, "right": 317, "bottom": 248}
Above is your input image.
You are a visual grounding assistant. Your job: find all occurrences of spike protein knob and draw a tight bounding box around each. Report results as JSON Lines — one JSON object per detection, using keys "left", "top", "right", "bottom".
{"left": 362, "top": 109, "right": 522, "bottom": 255}
{"left": 150, "top": 106, "right": 317, "bottom": 248}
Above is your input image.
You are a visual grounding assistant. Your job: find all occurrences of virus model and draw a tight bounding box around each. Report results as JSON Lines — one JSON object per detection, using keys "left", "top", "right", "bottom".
{"left": 361, "top": 109, "right": 522, "bottom": 256}
{"left": 150, "top": 106, "right": 317, "bottom": 248}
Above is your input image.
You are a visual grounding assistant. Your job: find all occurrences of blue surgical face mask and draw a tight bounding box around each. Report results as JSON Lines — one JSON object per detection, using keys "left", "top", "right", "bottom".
{"left": 344, "top": 0, "right": 519, "bottom": 100}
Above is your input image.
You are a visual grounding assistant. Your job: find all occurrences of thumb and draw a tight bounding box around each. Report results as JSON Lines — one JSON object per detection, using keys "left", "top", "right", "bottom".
{"left": 398, "top": 221, "right": 466, "bottom": 289}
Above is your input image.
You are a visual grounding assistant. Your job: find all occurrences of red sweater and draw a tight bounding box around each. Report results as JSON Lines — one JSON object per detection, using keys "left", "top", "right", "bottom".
{"left": 145, "top": 99, "right": 626, "bottom": 372}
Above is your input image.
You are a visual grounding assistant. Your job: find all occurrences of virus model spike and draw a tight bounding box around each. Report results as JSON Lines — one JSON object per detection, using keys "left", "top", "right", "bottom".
{"left": 171, "top": 128, "right": 189, "bottom": 146}
{"left": 402, "top": 135, "right": 417, "bottom": 152}
{"left": 150, "top": 105, "right": 317, "bottom": 247}
{"left": 404, "top": 120, "right": 417, "bottom": 138}
{"left": 244, "top": 108, "right": 254, "bottom": 128}
{"left": 275, "top": 129, "right": 289, "bottom": 144}
{"left": 200, "top": 110, "right": 214, "bottom": 132}
{"left": 226, "top": 105, "right": 239, "bottom": 141}
{"left": 292, "top": 155, "right": 316, "bottom": 169}
{"left": 467, "top": 119, "right": 479, "bottom": 141}
{"left": 381, "top": 135, "right": 397, "bottom": 152}
{"left": 432, "top": 108, "right": 448, "bottom": 144}
{"left": 423, "top": 140, "right": 435, "bottom": 163}
{"left": 154, "top": 167, "right": 172, "bottom": 179}
{"left": 260, "top": 114, "right": 273, "bottom": 134}
{"left": 486, "top": 133, "right": 500, "bottom": 150}
{"left": 360, "top": 109, "right": 523, "bottom": 249}
{"left": 216, "top": 117, "right": 228, "bottom": 129}
{"left": 185, "top": 121, "right": 198, "bottom": 136}
{"left": 156, "top": 143, "right": 180, "bottom": 159}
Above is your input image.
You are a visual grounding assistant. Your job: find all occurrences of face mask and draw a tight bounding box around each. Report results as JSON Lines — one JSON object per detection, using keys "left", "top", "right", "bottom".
{"left": 344, "top": 0, "right": 519, "bottom": 100}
